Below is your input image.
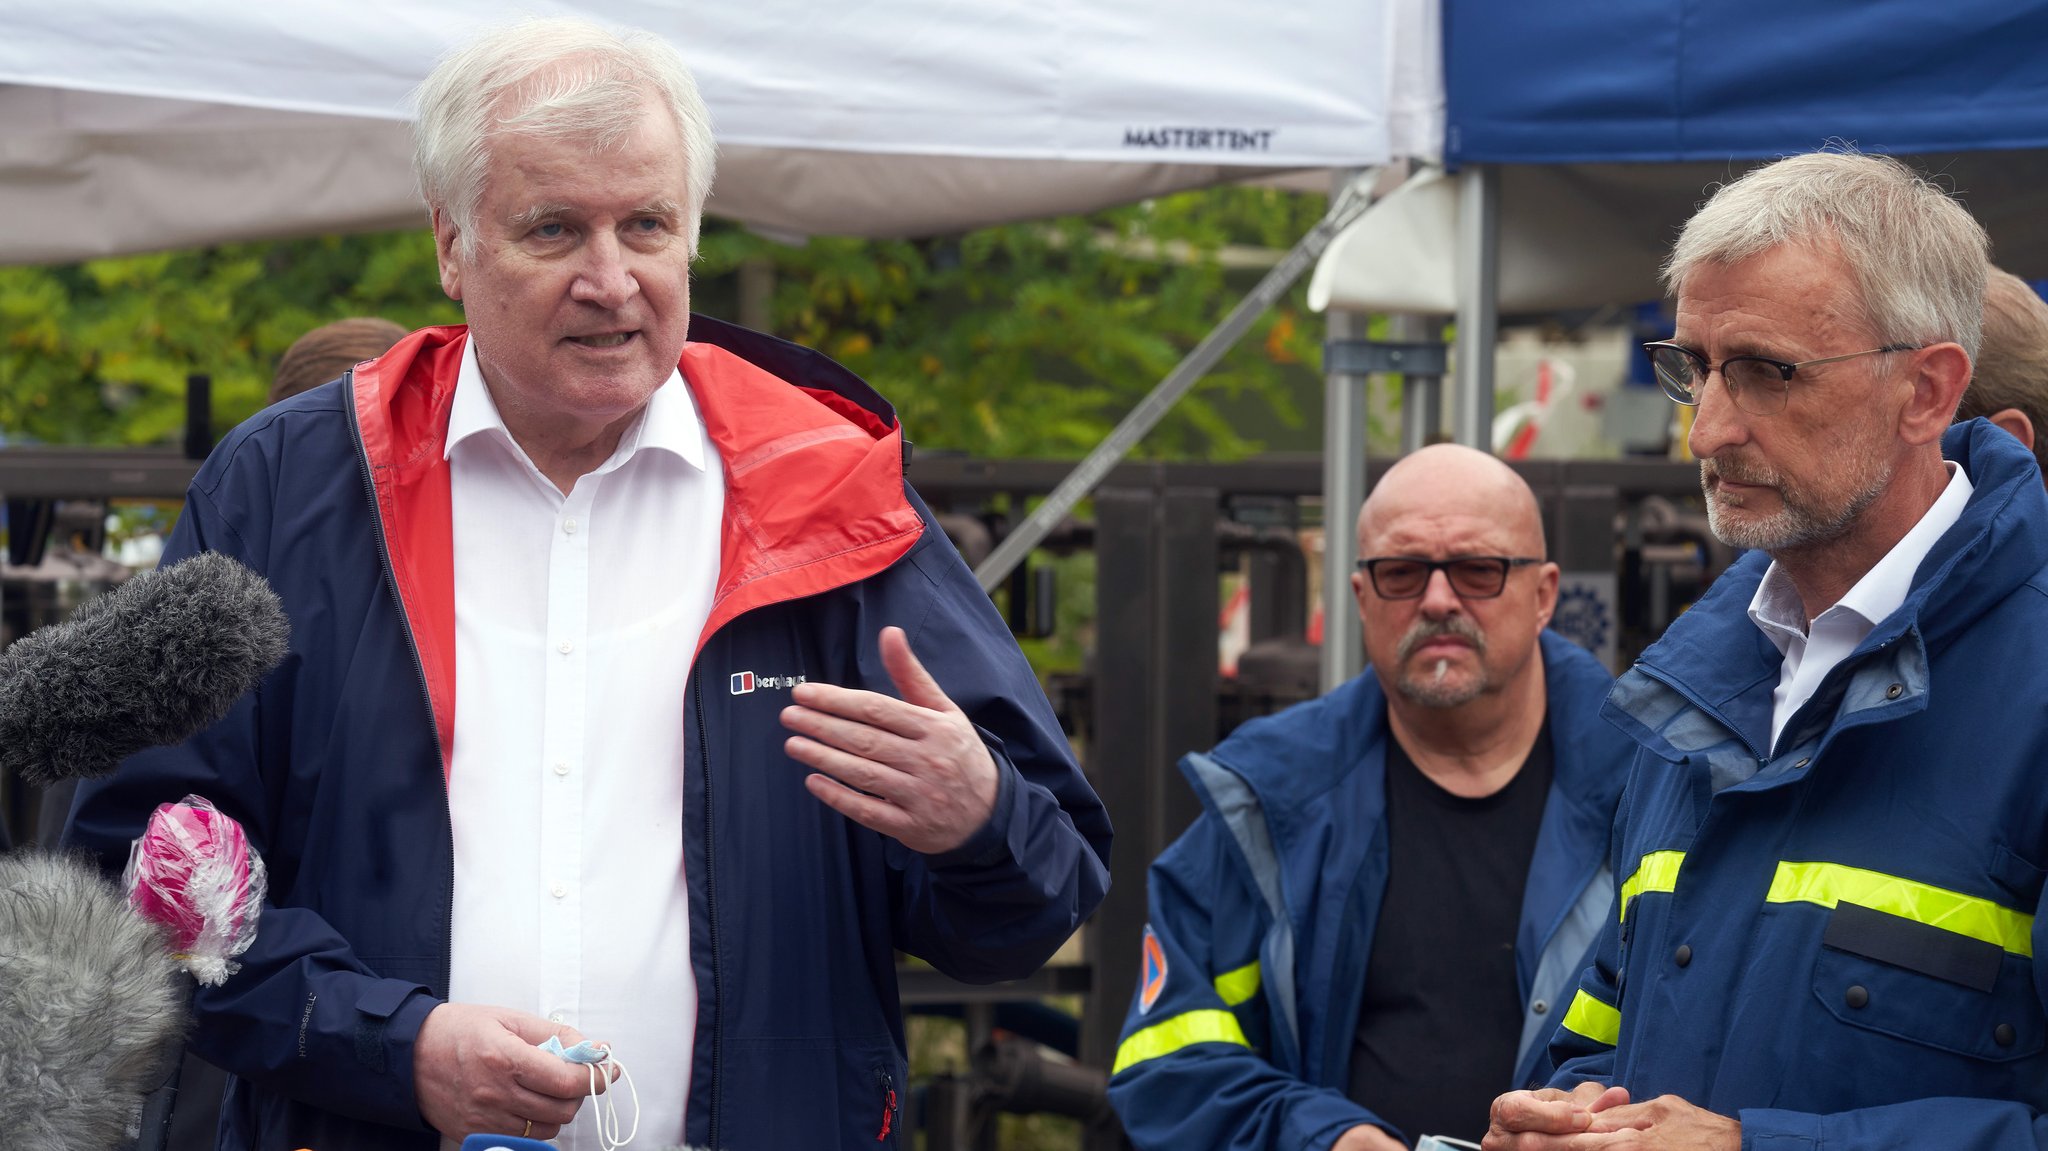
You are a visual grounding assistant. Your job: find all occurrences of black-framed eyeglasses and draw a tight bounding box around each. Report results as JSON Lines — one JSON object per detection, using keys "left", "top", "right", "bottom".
{"left": 1356, "top": 555, "right": 1543, "bottom": 600}
{"left": 1643, "top": 341, "right": 1922, "bottom": 416}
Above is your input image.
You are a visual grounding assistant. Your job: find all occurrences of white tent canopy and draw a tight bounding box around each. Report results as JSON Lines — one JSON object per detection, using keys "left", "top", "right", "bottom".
{"left": 0, "top": 0, "right": 1443, "bottom": 262}
{"left": 1311, "top": 153, "right": 2048, "bottom": 317}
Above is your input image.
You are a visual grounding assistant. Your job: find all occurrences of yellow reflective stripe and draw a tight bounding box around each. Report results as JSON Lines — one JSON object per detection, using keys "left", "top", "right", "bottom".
{"left": 1619, "top": 850, "right": 1686, "bottom": 922}
{"left": 1213, "top": 960, "right": 1261, "bottom": 1006}
{"left": 1765, "top": 861, "right": 2035, "bottom": 958}
{"left": 1112, "top": 1009, "right": 1251, "bottom": 1075}
{"left": 1559, "top": 989, "right": 1620, "bottom": 1047}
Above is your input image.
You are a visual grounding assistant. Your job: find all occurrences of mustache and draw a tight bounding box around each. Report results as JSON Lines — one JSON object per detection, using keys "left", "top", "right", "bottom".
{"left": 1702, "top": 454, "right": 1781, "bottom": 487}
{"left": 1397, "top": 615, "right": 1486, "bottom": 661}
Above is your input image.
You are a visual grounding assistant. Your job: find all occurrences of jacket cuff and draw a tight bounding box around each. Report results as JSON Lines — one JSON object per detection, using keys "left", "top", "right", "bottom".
{"left": 922, "top": 727, "right": 1020, "bottom": 871}
{"left": 1293, "top": 1094, "right": 1396, "bottom": 1150}
{"left": 1740, "top": 1108, "right": 1820, "bottom": 1151}
{"left": 359, "top": 982, "right": 442, "bottom": 1131}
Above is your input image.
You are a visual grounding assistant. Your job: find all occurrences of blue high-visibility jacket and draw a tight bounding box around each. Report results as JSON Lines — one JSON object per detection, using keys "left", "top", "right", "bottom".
{"left": 65, "top": 317, "right": 1111, "bottom": 1151}
{"left": 1108, "top": 631, "right": 1633, "bottom": 1149}
{"left": 1547, "top": 420, "right": 2048, "bottom": 1150}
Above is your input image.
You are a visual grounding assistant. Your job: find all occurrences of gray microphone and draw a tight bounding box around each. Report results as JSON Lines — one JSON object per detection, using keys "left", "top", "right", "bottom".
{"left": 0, "top": 551, "right": 289, "bottom": 786}
{"left": 0, "top": 551, "right": 288, "bottom": 1150}
{"left": 0, "top": 851, "right": 186, "bottom": 1150}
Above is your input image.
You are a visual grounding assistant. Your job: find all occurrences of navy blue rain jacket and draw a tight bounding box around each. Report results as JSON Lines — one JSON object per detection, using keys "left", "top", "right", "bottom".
{"left": 1547, "top": 420, "right": 2048, "bottom": 1150}
{"left": 1108, "top": 632, "right": 1633, "bottom": 1149}
{"left": 65, "top": 317, "right": 1111, "bottom": 1150}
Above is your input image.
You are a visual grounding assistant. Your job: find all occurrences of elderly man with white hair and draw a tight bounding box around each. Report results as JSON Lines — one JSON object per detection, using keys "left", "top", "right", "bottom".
{"left": 1485, "top": 151, "right": 2048, "bottom": 1151}
{"left": 66, "top": 17, "right": 1109, "bottom": 1151}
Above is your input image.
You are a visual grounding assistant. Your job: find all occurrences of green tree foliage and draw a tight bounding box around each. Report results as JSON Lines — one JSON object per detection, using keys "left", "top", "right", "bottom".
{"left": 0, "top": 185, "right": 1325, "bottom": 457}
{"left": 0, "top": 232, "right": 459, "bottom": 445}
{"left": 696, "top": 184, "right": 1327, "bottom": 459}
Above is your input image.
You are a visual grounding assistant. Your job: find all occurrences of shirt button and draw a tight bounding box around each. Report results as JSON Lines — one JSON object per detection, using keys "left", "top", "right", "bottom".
{"left": 1845, "top": 985, "right": 1869, "bottom": 1009}
{"left": 549, "top": 1012, "right": 566, "bottom": 1024}
{"left": 563, "top": 517, "right": 578, "bottom": 535}
{"left": 1793, "top": 757, "right": 1810, "bottom": 769}
{"left": 1674, "top": 944, "right": 1692, "bottom": 967}
{"left": 1995, "top": 1023, "right": 2017, "bottom": 1047}
{"left": 559, "top": 641, "right": 574, "bottom": 655}
{"left": 550, "top": 881, "right": 567, "bottom": 899}
{"left": 1531, "top": 999, "right": 1549, "bottom": 1015}
{"left": 553, "top": 761, "right": 571, "bottom": 777}
{"left": 1885, "top": 683, "right": 1904, "bottom": 700}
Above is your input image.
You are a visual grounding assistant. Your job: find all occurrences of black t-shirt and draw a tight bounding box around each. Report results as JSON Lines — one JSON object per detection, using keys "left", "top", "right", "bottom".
{"left": 1347, "top": 717, "right": 1554, "bottom": 1145}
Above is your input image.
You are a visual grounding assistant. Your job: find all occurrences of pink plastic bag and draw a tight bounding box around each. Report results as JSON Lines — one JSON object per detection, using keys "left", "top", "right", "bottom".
{"left": 123, "top": 795, "right": 267, "bottom": 986}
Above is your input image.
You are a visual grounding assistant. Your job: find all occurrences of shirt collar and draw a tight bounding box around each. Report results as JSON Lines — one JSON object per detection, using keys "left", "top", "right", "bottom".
{"left": 1747, "top": 460, "right": 1975, "bottom": 644}
{"left": 443, "top": 332, "right": 707, "bottom": 473}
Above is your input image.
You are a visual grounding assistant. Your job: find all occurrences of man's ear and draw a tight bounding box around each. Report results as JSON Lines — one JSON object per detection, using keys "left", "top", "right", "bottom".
{"left": 1988, "top": 406, "right": 2037, "bottom": 453}
{"left": 1899, "top": 343, "right": 1973, "bottom": 446}
{"left": 431, "top": 208, "right": 464, "bottom": 302}
{"left": 1532, "top": 561, "right": 1560, "bottom": 633}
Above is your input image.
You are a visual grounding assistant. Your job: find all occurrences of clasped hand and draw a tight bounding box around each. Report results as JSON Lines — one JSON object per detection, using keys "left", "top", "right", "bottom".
{"left": 1484, "top": 1084, "right": 1739, "bottom": 1150}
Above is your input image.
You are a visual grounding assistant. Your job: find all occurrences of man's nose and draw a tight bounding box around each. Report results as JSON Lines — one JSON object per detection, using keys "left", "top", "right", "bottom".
{"left": 1685, "top": 369, "right": 1749, "bottom": 460}
{"left": 1417, "top": 568, "right": 1464, "bottom": 617}
{"left": 571, "top": 232, "right": 640, "bottom": 309}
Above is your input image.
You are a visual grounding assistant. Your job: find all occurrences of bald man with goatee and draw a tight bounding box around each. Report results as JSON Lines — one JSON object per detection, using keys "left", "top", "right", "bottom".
{"left": 1109, "top": 445, "right": 1635, "bottom": 1151}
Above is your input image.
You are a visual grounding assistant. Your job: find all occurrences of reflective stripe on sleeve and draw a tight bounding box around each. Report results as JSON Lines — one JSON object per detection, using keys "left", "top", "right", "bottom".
{"left": 1559, "top": 989, "right": 1621, "bottom": 1047}
{"left": 1765, "top": 861, "right": 2035, "bottom": 957}
{"left": 1213, "top": 959, "right": 1260, "bottom": 1006}
{"left": 1112, "top": 1009, "right": 1252, "bottom": 1075}
{"left": 1619, "top": 850, "right": 1686, "bottom": 922}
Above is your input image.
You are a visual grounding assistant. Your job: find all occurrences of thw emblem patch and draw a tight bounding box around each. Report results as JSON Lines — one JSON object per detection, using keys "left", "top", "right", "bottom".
{"left": 1138, "top": 926, "right": 1168, "bottom": 1014}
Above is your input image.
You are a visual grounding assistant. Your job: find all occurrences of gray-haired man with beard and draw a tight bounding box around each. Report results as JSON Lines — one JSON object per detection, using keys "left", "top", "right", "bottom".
{"left": 1486, "top": 149, "right": 2048, "bottom": 1151}
{"left": 1108, "top": 444, "right": 1635, "bottom": 1151}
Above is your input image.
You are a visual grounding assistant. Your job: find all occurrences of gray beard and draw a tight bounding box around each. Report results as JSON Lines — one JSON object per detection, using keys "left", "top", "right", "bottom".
{"left": 1396, "top": 663, "right": 1488, "bottom": 709}
{"left": 1701, "top": 456, "right": 1893, "bottom": 553}
{"left": 1393, "top": 618, "right": 1490, "bottom": 708}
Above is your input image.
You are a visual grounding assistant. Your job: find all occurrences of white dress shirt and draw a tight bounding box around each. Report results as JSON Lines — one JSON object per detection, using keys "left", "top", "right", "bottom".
{"left": 1748, "top": 462, "right": 1972, "bottom": 751}
{"left": 442, "top": 335, "right": 723, "bottom": 1151}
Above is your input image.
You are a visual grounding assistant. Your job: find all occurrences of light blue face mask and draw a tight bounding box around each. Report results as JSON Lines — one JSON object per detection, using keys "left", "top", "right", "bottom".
{"left": 538, "top": 1035, "right": 612, "bottom": 1065}
{"left": 535, "top": 1035, "right": 640, "bottom": 1148}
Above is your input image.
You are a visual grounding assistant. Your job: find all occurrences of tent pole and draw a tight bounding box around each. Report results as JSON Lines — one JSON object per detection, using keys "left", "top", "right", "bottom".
{"left": 1453, "top": 164, "right": 1500, "bottom": 450}
{"left": 1393, "top": 313, "right": 1443, "bottom": 453}
{"left": 972, "top": 169, "right": 1383, "bottom": 593}
{"left": 1320, "top": 290, "right": 1369, "bottom": 693}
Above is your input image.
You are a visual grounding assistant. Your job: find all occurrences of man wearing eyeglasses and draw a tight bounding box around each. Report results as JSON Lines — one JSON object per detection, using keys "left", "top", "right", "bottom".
{"left": 1109, "top": 443, "right": 1634, "bottom": 1151}
{"left": 1487, "top": 151, "right": 2048, "bottom": 1151}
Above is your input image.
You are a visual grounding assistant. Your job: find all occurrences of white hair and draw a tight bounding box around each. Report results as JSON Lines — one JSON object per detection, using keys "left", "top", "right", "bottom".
{"left": 1665, "top": 150, "right": 1989, "bottom": 359}
{"left": 412, "top": 17, "right": 718, "bottom": 258}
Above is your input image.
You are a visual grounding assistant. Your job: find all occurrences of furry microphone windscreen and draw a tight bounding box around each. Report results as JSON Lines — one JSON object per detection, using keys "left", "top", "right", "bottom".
{"left": 0, "top": 552, "right": 289, "bottom": 786}
{"left": 0, "top": 852, "right": 186, "bottom": 1151}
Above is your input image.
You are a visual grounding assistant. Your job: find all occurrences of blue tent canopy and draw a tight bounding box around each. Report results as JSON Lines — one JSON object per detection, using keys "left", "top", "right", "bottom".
{"left": 1447, "top": 0, "right": 2048, "bottom": 164}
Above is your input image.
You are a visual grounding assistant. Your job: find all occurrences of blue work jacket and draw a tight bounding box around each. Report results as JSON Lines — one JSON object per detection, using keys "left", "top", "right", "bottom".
{"left": 1109, "top": 631, "right": 1632, "bottom": 1149}
{"left": 1548, "top": 420, "right": 2048, "bottom": 1150}
{"left": 65, "top": 316, "right": 1111, "bottom": 1150}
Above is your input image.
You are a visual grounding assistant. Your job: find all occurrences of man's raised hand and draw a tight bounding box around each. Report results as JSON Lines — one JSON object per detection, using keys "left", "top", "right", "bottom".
{"left": 781, "top": 626, "right": 1000, "bottom": 854}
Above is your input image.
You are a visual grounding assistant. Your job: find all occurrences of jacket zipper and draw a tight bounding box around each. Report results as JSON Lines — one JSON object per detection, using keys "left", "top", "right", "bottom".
{"left": 345, "top": 372, "right": 456, "bottom": 995}
{"left": 695, "top": 676, "right": 723, "bottom": 1149}
{"left": 875, "top": 1068, "right": 897, "bottom": 1142}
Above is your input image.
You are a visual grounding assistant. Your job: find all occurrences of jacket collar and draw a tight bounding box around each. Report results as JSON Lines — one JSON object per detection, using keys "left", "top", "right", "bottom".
{"left": 347, "top": 316, "right": 924, "bottom": 775}
{"left": 1613, "top": 418, "right": 2048, "bottom": 757}
{"left": 1195, "top": 630, "right": 1623, "bottom": 825}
